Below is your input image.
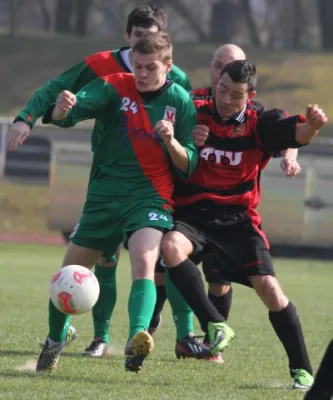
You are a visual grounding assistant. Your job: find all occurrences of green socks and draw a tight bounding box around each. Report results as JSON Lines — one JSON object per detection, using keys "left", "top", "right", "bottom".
{"left": 48, "top": 299, "right": 71, "bottom": 342}
{"left": 92, "top": 264, "right": 117, "bottom": 344}
{"left": 128, "top": 279, "right": 156, "bottom": 342}
{"left": 165, "top": 271, "right": 194, "bottom": 340}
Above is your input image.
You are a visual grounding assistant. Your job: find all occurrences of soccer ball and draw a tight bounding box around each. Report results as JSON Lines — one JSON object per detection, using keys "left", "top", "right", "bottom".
{"left": 50, "top": 265, "right": 100, "bottom": 315}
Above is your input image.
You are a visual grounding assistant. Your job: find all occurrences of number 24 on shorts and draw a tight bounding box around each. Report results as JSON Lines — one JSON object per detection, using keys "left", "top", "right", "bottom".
{"left": 148, "top": 212, "right": 168, "bottom": 221}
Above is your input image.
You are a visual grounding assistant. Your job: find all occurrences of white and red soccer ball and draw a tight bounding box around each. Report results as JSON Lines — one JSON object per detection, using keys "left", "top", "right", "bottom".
{"left": 50, "top": 265, "right": 100, "bottom": 315}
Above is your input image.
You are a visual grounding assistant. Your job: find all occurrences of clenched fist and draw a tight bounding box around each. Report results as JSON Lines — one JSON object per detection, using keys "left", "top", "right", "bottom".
{"left": 193, "top": 125, "right": 209, "bottom": 148}
{"left": 305, "top": 104, "right": 327, "bottom": 131}
{"left": 56, "top": 90, "right": 77, "bottom": 112}
{"left": 154, "top": 120, "right": 174, "bottom": 143}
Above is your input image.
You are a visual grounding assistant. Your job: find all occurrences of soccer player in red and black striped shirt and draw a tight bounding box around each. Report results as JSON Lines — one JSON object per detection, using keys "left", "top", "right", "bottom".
{"left": 161, "top": 60, "right": 327, "bottom": 389}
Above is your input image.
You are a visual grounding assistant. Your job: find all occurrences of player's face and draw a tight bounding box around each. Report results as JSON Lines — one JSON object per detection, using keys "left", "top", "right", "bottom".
{"left": 128, "top": 25, "right": 159, "bottom": 47}
{"left": 209, "top": 53, "right": 238, "bottom": 91}
{"left": 215, "top": 73, "right": 256, "bottom": 119}
{"left": 133, "top": 52, "right": 172, "bottom": 92}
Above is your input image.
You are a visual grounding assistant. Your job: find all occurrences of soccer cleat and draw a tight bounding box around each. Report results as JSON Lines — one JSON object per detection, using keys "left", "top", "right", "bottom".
{"left": 203, "top": 335, "right": 224, "bottom": 364}
{"left": 148, "top": 316, "right": 162, "bottom": 336}
{"left": 125, "top": 331, "right": 154, "bottom": 373}
{"left": 82, "top": 337, "right": 109, "bottom": 358}
{"left": 207, "top": 321, "right": 235, "bottom": 355}
{"left": 175, "top": 336, "right": 212, "bottom": 360}
{"left": 292, "top": 369, "right": 314, "bottom": 390}
{"left": 36, "top": 325, "right": 77, "bottom": 372}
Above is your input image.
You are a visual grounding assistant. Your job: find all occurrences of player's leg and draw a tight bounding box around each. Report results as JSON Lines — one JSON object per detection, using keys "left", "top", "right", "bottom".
{"left": 36, "top": 201, "right": 120, "bottom": 372}
{"left": 202, "top": 254, "right": 233, "bottom": 322}
{"left": 83, "top": 247, "right": 121, "bottom": 357}
{"left": 37, "top": 242, "right": 103, "bottom": 372}
{"left": 148, "top": 267, "right": 166, "bottom": 335}
{"left": 125, "top": 227, "right": 161, "bottom": 372}
{"left": 201, "top": 254, "right": 232, "bottom": 363}
{"left": 304, "top": 339, "right": 333, "bottom": 399}
{"left": 152, "top": 256, "right": 197, "bottom": 359}
{"left": 235, "top": 223, "right": 313, "bottom": 389}
{"left": 162, "top": 218, "right": 235, "bottom": 356}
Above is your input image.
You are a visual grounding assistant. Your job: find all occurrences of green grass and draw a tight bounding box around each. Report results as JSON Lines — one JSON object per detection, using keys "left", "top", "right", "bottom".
{"left": 0, "top": 243, "right": 332, "bottom": 399}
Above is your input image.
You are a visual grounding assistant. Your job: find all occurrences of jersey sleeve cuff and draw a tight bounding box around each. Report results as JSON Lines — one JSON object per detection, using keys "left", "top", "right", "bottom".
{"left": 13, "top": 111, "right": 37, "bottom": 129}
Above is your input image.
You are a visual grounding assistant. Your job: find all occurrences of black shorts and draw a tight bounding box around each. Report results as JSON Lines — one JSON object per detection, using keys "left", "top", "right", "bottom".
{"left": 172, "top": 202, "right": 275, "bottom": 288}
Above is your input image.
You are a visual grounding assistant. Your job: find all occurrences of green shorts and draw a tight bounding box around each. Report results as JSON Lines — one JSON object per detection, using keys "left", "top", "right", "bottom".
{"left": 70, "top": 198, "right": 173, "bottom": 257}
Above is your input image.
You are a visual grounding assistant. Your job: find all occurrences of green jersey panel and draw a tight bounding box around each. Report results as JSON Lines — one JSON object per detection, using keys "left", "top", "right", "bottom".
{"left": 44, "top": 73, "right": 198, "bottom": 206}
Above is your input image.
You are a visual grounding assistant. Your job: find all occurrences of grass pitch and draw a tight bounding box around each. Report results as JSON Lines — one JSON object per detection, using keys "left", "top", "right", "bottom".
{"left": 0, "top": 243, "right": 332, "bottom": 399}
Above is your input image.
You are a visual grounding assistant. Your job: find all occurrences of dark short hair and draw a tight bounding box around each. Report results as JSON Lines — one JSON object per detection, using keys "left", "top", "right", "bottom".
{"left": 220, "top": 60, "right": 257, "bottom": 92}
{"left": 126, "top": 5, "right": 168, "bottom": 36}
{"left": 132, "top": 31, "right": 172, "bottom": 62}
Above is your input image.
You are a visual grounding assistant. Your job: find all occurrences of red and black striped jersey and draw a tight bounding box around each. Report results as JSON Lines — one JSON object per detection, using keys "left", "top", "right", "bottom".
{"left": 191, "top": 87, "right": 213, "bottom": 100}
{"left": 174, "top": 99, "right": 305, "bottom": 212}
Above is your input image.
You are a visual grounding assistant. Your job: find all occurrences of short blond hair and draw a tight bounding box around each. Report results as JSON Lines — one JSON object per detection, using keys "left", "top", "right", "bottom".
{"left": 132, "top": 31, "right": 173, "bottom": 62}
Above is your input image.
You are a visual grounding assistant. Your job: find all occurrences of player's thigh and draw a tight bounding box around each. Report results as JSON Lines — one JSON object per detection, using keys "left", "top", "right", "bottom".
{"left": 128, "top": 227, "right": 164, "bottom": 281}
{"left": 61, "top": 242, "right": 102, "bottom": 269}
{"left": 70, "top": 199, "right": 122, "bottom": 257}
{"left": 202, "top": 253, "right": 232, "bottom": 287}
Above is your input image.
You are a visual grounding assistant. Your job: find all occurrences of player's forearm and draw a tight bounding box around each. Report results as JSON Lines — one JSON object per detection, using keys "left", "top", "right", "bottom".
{"left": 295, "top": 123, "right": 320, "bottom": 145}
{"left": 14, "top": 62, "right": 92, "bottom": 128}
{"left": 165, "top": 138, "right": 189, "bottom": 172}
{"left": 281, "top": 148, "right": 298, "bottom": 160}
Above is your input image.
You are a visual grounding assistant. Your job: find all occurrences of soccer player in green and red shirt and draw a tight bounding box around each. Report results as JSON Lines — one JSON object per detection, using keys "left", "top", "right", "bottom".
{"left": 23, "top": 31, "right": 200, "bottom": 373}
{"left": 8, "top": 5, "right": 193, "bottom": 359}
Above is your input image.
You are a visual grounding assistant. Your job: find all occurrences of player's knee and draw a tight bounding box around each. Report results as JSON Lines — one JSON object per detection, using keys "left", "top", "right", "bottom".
{"left": 96, "top": 256, "right": 118, "bottom": 268}
{"left": 251, "top": 275, "right": 288, "bottom": 311}
{"left": 161, "top": 231, "right": 191, "bottom": 267}
{"left": 209, "top": 283, "right": 231, "bottom": 297}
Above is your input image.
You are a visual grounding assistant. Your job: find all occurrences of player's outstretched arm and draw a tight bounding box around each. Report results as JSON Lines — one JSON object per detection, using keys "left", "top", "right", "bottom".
{"left": 42, "top": 78, "right": 113, "bottom": 128}
{"left": 295, "top": 104, "right": 327, "bottom": 144}
{"left": 8, "top": 60, "right": 96, "bottom": 149}
{"left": 255, "top": 105, "right": 327, "bottom": 154}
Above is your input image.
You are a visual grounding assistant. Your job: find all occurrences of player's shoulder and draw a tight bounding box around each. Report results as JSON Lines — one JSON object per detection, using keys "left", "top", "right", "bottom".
{"left": 84, "top": 49, "right": 115, "bottom": 64}
{"left": 191, "top": 87, "right": 213, "bottom": 100}
{"left": 169, "top": 64, "right": 188, "bottom": 80}
{"left": 168, "top": 81, "right": 192, "bottom": 100}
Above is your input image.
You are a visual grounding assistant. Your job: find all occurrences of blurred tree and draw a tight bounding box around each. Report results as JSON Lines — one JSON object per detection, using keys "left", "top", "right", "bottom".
{"left": 37, "top": 0, "right": 52, "bottom": 31}
{"left": 241, "top": 0, "right": 262, "bottom": 46}
{"left": 292, "top": 0, "right": 305, "bottom": 48}
{"left": 317, "top": 0, "right": 333, "bottom": 49}
{"left": 75, "top": 0, "right": 92, "bottom": 36}
{"left": 55, "top": 0, "right": 74, "bottom": 33}
{"left": 210, "top": 0, "right": 238, "bottom": 42}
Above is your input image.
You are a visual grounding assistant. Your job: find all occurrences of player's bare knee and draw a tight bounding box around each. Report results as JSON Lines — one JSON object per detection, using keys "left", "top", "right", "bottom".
{"left": 97, "top": 256, "right": 118, "bottom": 268}
{"left": 250, "top": 275, "right": 288, "bottom": 311}
{"left": 209, "top": 283, "right": 230, "bottom": 297}
{"left": 161, "top": 231, "right": 192, "bottom": 267}
{"left": 61, "top": 242, "right": 102, "bottom": 269}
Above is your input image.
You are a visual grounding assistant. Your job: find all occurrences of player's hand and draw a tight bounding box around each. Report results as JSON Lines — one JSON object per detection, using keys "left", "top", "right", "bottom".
{"left": 154, "top": 120, "right": 174, "bottom": 143}
{"left": 280, "top": 158, "right": 301, "bottom": 177}
{"left": 56, "top": 90, "right": 77, "bottom": 112}
{"left": 193, "top": 125, "right": 209, "bottom": 147}
{"left": 305, "top": 104, "right": 327, "bottom": 132}
{"left": 7, "top": 121, "right": 31, "bottom": 150}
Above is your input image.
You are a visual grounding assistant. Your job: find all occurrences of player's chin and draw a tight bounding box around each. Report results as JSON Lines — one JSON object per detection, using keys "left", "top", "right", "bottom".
{"left": 136, "top": 81, "right": 149, "bottom": 92}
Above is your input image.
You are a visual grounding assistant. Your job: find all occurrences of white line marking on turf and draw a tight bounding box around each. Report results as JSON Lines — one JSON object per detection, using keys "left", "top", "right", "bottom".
{"left": 265, "top": 381, "right": 290, "bottom": 389}
{"left": 16, "top": 360, "right": 37, "bottom": 372}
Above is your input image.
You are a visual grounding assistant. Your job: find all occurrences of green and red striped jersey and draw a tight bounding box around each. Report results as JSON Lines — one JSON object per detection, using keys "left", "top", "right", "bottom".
{"left": 43, "top": 73, "right": 198, "bottom": 205}
{"left": 15, "top": 47, "right": 191, "bottom": 136}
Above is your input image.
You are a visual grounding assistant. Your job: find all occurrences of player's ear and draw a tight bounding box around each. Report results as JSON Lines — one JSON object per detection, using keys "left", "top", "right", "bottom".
{"left": 249, "top": 90, "right": 257, "bottom": 100}
{"left": 215, "top": 75, "right": 220, "bottom": 85}
{"left": 165, "top": 59, "right": 173, "bottom": 73}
